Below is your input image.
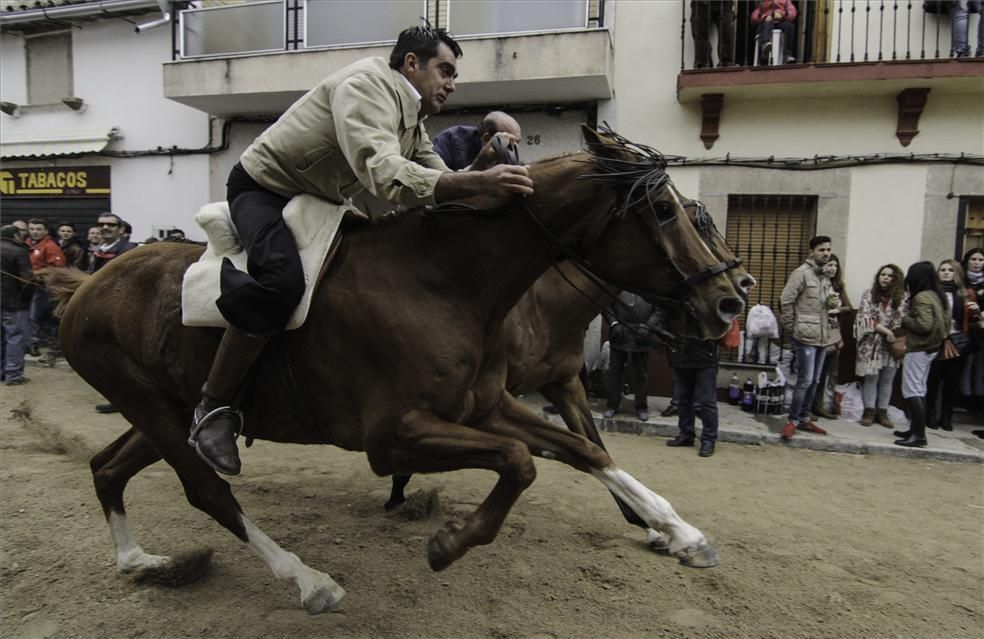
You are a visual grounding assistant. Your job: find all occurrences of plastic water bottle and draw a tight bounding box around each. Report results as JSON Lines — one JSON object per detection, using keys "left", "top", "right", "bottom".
{"left": 728, "top": 373, "right": 740, "bottom": 405}
{"left": 741, "top": 377, "right": 755, "bottom": 412}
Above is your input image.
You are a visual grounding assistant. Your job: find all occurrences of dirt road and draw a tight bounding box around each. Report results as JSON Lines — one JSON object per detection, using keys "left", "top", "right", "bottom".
{"left": 1, "top": 367, "right": 982, "bottom": 639}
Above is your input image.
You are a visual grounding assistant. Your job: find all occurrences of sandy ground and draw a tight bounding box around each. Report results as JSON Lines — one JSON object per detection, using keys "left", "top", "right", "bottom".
{"left": 1, "top": 367, "right": 982, "bottom": 639}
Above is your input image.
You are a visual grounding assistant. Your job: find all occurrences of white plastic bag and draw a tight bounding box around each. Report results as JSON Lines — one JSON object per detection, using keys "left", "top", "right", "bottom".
{"left": 835, "top": 382, "right": 864, "bottom": 422}
{"left": 746, "top": 304, "right": 779, "bottom": 339}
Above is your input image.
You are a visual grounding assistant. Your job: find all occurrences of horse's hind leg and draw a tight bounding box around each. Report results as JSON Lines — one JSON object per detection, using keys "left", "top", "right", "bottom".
{"left": 385, "top": 473, "right": 412, "bottom": 511}
{"left": 91, "top": 427, "right": 170, "bottom": 572}
{"left": 482, "top": 394, "right": 718, "bottom": 568}
{"left": 538, "top": 377, "right": 648, "bottom": 529}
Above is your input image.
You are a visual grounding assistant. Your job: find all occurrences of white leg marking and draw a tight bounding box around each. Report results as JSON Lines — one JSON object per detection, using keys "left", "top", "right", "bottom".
{"left": 108, "top": 511, "right": 170, "bottom": 572}
{"left": 242, "top": 515, "right": 346, "bottom": 614}
{"left": 591, "top": 467, "right": 706, "bottom": 556}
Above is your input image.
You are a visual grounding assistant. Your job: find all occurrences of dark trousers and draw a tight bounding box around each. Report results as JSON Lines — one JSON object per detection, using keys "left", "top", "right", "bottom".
{"left": 217, "top": 163, "right": 305, "bottom": 336}
{"left": 29, "top": 288, "right": 55, "bottom": 349}
{"left": 691, "top": 0, "right": 735, "bottom": 68}
{"left": 607, "top": 348, "right": 649, "bottom": 411}
{"left": 673, "top": 367, "right": 719, "bottom": 442}
{"left": 926, "top": 354, "right": 965, "bottom": 426}
{"left": 758, "top": 20, "right": 796, "bottom": 60}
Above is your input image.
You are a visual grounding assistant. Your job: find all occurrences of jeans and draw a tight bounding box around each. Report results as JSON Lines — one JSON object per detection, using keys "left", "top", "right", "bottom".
{"left": 788, "top": 338, "right": 828, "bottom": 422}
{"left": 673, "top": 367, "right": 719, "bottom": 441}
{"left": 29, "top": 288, "right": 56, "bottom": 349}
{"left": 951, "top": 0, "right": 983, "bottom": 57}
{"left": 607, "top": 348, "right": 649, "bottom": 412}
{"left": 758, "top": 20, "right": 796, "bottom": 61}
{"left": 862, "top": 366, "right": 897, "bottom": 409}
{"left": 2, "top": 309, "right": 30, "bottom": 381}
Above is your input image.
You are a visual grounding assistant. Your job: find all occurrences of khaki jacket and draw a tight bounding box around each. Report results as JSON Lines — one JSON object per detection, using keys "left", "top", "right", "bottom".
{"left": 780, "top": 258, "right": 832, "bottom": 346}
{"left": 241, "top": 57, "right": 449, "bottom": 208}
{"left": 902, "top": 290, "right": 948, "bottom": 353}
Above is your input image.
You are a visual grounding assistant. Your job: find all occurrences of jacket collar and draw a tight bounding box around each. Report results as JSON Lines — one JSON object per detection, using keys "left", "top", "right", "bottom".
{"left": 390, "top": 65, "right": 424, "bottom": 130}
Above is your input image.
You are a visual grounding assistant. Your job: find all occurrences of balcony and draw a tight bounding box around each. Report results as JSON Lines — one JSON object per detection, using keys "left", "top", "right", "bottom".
{"left": 163, "top": 0, "right": 613, "bottom": 116}
{"left": 676, "top": 0, "right": 984, "bottom": 103}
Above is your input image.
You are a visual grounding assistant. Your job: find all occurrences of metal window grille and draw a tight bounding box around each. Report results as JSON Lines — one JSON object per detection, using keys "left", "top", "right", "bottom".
{"left": 722, "top": 194, "right": 818, "bottom": 365}
{"left": 956, "top": 196, "right": 984, "bottom": 257}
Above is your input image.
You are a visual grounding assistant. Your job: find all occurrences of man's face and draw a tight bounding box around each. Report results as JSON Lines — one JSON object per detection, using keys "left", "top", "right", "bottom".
{"left": 87, "top": 227, "right": 102, "bottom": 244}
{"left": 97, "top": 216, "right": 122, "bottom": 242}
{"left": 480, "top": 121, "right": 523, "bottom": 147}
{"left": 27, "top": 223, "right": 47, "bottom": 241}
{"left": 168, "top": 231, "right": 185, "bottom": 241}
{"left": 58, "top": 225, "right": 75, "bottom": 241}
{"left": 810, "top": 242, "right": 832, "bottom": 264}
{"left": 405, "top": 42, "right": 458, "bottom": 117}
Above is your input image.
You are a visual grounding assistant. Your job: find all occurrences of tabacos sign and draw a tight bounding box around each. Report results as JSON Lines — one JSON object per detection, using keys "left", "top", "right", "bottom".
{"left": 0, "top": 166, "right": 110, "bottom": 197}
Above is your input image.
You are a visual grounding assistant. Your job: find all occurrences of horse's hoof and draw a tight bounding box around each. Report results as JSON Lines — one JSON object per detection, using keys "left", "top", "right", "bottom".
{"left": 677, "top": 542, "right": 720, "bottom": 568}
{"left": 426, "top": 531, "right": 456, "bottom": 572}
{"left": 383, "top": 497, "right": 405, "bottom": 512}
{"left": 302, "top": 582, "right": 346, "bottom": 615}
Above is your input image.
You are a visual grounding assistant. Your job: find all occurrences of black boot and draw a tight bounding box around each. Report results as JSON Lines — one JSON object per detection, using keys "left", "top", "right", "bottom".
{"left": 189, "top": 327, "right": 271, "bottom": 475}
{"left": 895, "top": 397, "right": 927, "bottom": 448}
{"left": 940, "top": 403, "right": 954, "bottom": 431}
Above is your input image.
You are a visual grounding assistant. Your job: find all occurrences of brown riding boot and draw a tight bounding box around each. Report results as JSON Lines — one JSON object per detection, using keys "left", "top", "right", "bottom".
{"left": 189, "top": 326, "right": 271, "bottom": 475}
{"left": 874, "top": 409, "right": 894, "bottom": 429}
{"left": 859, "top": 408, "right": 875, "bottom": 427}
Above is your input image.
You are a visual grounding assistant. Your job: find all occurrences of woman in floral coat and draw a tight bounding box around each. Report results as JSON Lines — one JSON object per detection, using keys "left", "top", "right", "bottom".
{"left": 854, "top": 264, "right": 907, "bottom": 427}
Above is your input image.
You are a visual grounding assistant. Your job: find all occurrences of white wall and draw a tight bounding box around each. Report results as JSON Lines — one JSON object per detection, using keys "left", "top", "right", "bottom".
{"left": 0, "top": 18, "right": 211, "bottom": 241}
{"left": 843, "top": 164, "right": 928, "bottom": 303}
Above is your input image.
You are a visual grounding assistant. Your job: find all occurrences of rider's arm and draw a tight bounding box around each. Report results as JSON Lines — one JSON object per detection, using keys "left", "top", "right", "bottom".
{"left": 332, "top": 74, "right": 446, "bottom": 208}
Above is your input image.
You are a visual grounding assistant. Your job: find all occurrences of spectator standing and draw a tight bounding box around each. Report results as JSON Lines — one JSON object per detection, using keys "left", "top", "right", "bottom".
{"left": 91, "top": 213, "right": 138, "bottom": 272}
{"left": 602, "top": 292, "right": 661, "bottom": 422}
{"left": 665, "top": 337, "right": 720, "bottom": 457}
{"left": 813, "top": 254, "right": 851, "bottom": 419}
{"left": 1, "top": 225, "right": 34, "bottom": 385}
{"left": 960, "top": 248, "right": 984, "bottom": 410}
{"left": 166, "top": 229, "right": 186, "bottom": 241}
{"left": 691, "top": 1, "right": 735, "bottom": 68}
{"left": 57, "top": 221, "right": 86, "bottom": 269}
{"left": 84, "top": 226, "right": 102, "bottom": 273}
{"left": 751, "top": 0, "right": 798, "bottom": 63}
{"left": 950, "top": 0, "right": 983, "bottom": 58}
{"left": 779, "top": 235, "right": 833, "bottom": 440}
{"left": 432, "top": 111, "right": 522, "bottom": 171}
{"left": 893, "top": 262, "right": 950, "bottom": 448}
{"left": 854, "top": 264, "right": 907, "bottom": 427}
{"left": 25, "top": 218, "right": 66, "bottom": 356}
{"left": 926, "top": 260, "right": 981, "bottom": 430}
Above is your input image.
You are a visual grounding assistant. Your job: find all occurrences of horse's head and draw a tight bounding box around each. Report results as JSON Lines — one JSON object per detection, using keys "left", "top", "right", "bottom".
{"left": 576, "top": 125, "right": 750, "bottom": 339}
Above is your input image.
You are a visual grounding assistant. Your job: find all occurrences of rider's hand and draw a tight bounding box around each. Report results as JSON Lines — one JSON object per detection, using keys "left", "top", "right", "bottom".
{"left": 479, "top": 164, "right": 534, "bottom": 198}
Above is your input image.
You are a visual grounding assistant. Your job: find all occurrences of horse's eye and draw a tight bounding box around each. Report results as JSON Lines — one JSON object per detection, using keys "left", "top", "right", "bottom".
{"left": 652, "top": 202, "right": 676, "bottom": 224}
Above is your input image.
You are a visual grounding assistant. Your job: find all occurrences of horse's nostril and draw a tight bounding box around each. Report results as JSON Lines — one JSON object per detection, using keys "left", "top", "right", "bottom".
{"left": 739, "top": 277, "right": 756, "bottom": 292}
{"left": 718, "top": 296, "right": 744, "bottom": 319}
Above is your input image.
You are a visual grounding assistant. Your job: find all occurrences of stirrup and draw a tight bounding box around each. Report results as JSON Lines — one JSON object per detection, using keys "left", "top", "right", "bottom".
{"left": 188, "top": 404, "right": 244, "bottom": 447}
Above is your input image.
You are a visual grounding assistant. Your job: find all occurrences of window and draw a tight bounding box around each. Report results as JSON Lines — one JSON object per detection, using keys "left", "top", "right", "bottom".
{"left": 723, "top": 194, "right": 818, "bottom": 364}
{"left": 957, "top": 197, "right": 984, "bottom": 257}
{"left": 26, "top": 31, "right": 72, "bottom": 105}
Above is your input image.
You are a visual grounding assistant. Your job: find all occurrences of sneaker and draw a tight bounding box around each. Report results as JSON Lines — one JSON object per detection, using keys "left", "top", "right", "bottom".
{"left": 27, "top": 344, "right": 41, "bottom": 357}
{"left": 95, "top": 403, "right": 120, "bottom": 414}
{"left": 780, "top": 420, "right": 797, "bottom": 440}
{"left": 797, "top": 421, "right": 827, "bottom": 435}
{"left": 659, "top": 406, "right": 679, "bottom": 418}
{"left": 4, "top": 377, "right": 27, "bottom": 386}
{"left": 637, "top": 410, "right": 649, "bottom": 422}
{"left": 602, "top": 409, "right": 616, "bottom": 419}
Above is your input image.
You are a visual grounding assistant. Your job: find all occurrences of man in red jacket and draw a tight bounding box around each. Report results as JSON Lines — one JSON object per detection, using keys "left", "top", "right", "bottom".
{"left": 25, "top": 218, "right": 66, "bottom": 357}
{"left": 751, "top": 0, "right": 798, "bottom": 64}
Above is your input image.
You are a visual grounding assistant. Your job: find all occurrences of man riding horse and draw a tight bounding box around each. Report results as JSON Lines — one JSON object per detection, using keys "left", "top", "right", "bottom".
{"left": 192, "top": 26, "right": 534, "bottom": 475}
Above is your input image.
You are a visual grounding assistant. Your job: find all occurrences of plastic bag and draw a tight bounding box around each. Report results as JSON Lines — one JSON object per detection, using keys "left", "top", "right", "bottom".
{"left": 746, "top": 304, "right": 779, "bottom": 339}
{"left": 834, "top": 382, "right": 864, "bottom": 422}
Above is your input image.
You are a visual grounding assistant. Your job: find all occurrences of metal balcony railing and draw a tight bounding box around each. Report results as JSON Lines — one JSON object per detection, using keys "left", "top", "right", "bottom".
{"left": 679, "top": 0, "right": 982, "bottom": 70}
{"left": 175, "top": 0, "right": 603, "bottom": 60}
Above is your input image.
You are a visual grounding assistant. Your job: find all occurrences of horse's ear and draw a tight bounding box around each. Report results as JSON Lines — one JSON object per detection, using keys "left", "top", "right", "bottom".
{"left": 581, "top": 124, "right": 621, "bottom": 158}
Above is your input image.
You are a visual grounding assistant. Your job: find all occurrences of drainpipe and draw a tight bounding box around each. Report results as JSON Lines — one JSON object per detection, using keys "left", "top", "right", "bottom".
{"left": 135, "top": 0, "right": 171, "bottom": 33}
{"left": 0, "top": 1, "right": 161, "bottom": 26}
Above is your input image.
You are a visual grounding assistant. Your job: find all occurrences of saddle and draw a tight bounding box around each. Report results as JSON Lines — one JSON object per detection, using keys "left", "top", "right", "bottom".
{"left": 181, "top": 194, "right": 368, "bottom": 330}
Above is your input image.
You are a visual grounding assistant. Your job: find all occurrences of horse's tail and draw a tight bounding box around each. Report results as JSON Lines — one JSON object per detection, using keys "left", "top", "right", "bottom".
{"left": 43, "top": 267, "right": 90, "bottom": 317}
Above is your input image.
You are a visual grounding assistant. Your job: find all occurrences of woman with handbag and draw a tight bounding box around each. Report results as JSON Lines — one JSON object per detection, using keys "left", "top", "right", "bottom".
{"left": 926, "top": 260, "right": 981, "bottom": 430}
{"left": 854, "top": 264, "right": 907, "bottom": 427}
{"left": 893, "top": 262, "right": 950, "bottom": 448}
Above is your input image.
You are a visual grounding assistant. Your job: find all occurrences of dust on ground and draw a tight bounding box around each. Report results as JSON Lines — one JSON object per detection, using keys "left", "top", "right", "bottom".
{"left": 1, "top": 367, "right": 982, "bottom": 639}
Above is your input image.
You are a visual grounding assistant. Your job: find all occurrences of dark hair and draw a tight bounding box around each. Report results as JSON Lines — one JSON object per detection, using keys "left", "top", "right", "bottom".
{"left": 389, "top": 25, "right": 462, "bottom": 70}
{"left": 824, "top": 253, "right": 851, "bottom": 307}
{"left": 871, "top": 263, "right": 905, "bottom": 309}
{"left": 905, "top": 261, "right": 948, "bottom": 311}
{"left": 121, "top": 221, "right": 132, "bottom": 235}
{"left": 58, "top": 221, "right": 75, "bottom": 231}
{"left": 27, "top": 217, "right": 47, "bottom": 228}
{"left": 809, "top": 235, "right": 831, "bottom": 249}
{"left": 97, "top": 212, "right": 121, "bottom": 224}
{"left": 1, "top": 224, "right": 21, "bottom": 239}
{"left": 62, "top": 238, "right": 85, "bottom": 266}
{"left": 961, "top": 247, "right": 984, "bottom": 275}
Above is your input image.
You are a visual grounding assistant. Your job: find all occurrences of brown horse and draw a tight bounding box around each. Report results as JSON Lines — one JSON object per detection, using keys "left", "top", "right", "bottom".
{"left": 384, "top": 190, "right": 754, "bottom": 515}
{"left": 49, "top": 127, "right": 749, "bottom": 614}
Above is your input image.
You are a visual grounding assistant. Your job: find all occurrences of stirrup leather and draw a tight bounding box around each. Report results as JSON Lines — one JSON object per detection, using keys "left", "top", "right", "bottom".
{"left": 188, "top": 404, "right": 244, "bottom": 447}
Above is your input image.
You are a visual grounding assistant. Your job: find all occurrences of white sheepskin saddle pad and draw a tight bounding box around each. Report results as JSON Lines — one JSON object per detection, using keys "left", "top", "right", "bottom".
{"left": 181, "top": 193, "right": 364, "bottom": 330}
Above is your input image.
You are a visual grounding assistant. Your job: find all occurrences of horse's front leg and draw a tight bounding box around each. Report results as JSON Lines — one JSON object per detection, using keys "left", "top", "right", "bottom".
{"left": 480, "top": 394, "right": 719, "bottom": 568}
{"left": 383, "top": 409, "right": 537, "bottom": 571}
